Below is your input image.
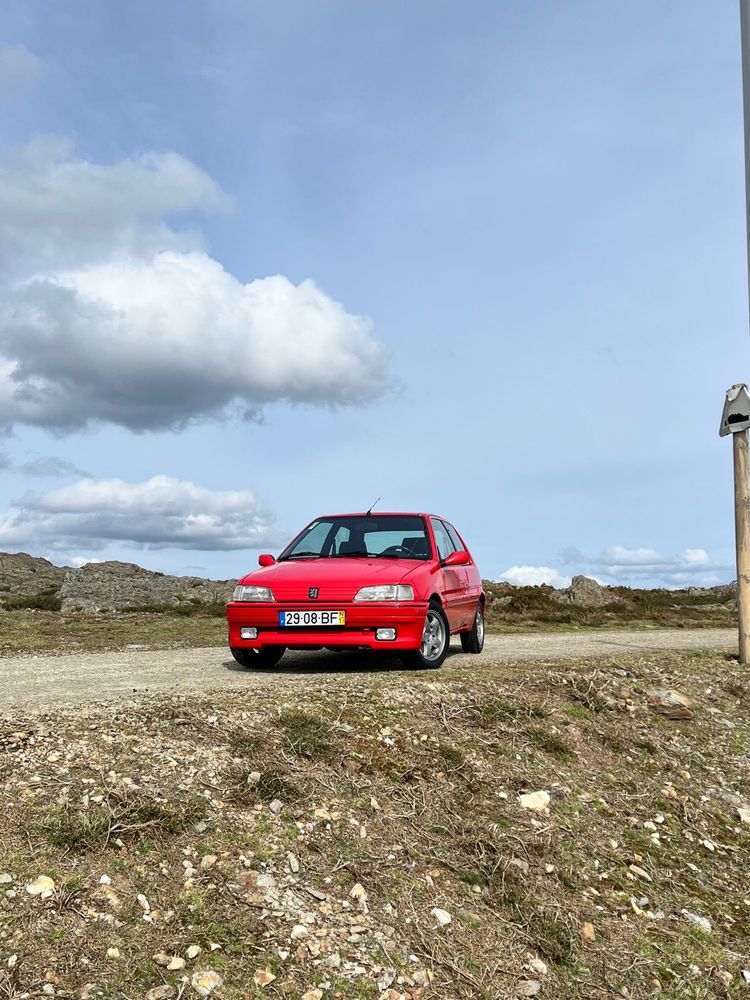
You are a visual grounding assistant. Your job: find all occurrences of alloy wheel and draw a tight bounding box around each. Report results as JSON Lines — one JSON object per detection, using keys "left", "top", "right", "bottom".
{"left": 421, "top": 609, "right": 446, "bottom": 662}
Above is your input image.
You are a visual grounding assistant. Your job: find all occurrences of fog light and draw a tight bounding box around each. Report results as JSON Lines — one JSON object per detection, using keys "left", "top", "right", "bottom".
{"left": 240, "top": 627, "right": 258, "bottom": 639}
{"left": 376, "top": 628, "right": 397, "bottom": 641}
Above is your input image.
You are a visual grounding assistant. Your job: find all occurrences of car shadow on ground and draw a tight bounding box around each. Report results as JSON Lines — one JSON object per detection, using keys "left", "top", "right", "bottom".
{"left": 221, "top": 644, "right": 467, "bottom": 676}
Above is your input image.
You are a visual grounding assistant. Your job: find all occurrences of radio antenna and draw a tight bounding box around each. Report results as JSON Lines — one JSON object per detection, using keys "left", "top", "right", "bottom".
{"left": 365, "top": 497, "right": 381, "bottom": 516}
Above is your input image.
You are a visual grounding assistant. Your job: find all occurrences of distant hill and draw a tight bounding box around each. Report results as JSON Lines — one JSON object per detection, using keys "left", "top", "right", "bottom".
{"left": 0, "top": 551, "right": 737, "bottom": 628}
{"left": 0, "top": 551, "right": 235, "bottom": 612}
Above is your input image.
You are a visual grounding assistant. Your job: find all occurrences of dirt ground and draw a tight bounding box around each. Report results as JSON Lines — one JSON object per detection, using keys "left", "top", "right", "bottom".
{"left": 0, "top": 628, "right": 736, "bottom": 710}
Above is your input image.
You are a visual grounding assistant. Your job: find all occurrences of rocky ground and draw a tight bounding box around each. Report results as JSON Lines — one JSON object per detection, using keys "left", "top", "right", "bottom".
{"left": 1, "top": 645, "right": 749, "bottom": 999}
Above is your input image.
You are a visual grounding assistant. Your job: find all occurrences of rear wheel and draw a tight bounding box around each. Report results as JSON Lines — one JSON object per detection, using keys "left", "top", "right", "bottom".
{"left": 231, "top": 646, "right": 286, "bottom": 669}
{"left": 460, "top": 601, "right": 485, "bottom": 654}
{"left": 399, "top": 602, "right": 449, "bottom": 670}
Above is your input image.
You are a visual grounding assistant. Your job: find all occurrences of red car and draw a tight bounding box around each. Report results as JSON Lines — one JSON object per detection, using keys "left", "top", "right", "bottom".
{"left": 226, "top": 512, "right": 485, "bottom": 670}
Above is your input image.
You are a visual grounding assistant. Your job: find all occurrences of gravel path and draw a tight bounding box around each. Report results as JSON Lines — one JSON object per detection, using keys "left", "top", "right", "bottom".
{"left": 0, "top": 628, "right": 736, "bottom": 710}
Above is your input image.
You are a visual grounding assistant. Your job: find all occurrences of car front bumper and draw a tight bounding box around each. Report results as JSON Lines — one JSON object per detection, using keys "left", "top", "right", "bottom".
{"left": 226, "top": 601, "right": 428, "bottom": 650}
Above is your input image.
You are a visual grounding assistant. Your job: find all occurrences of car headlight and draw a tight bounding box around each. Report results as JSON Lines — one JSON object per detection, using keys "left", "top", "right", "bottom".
{"left": 353, "top": 584, "right": 414, "bottom": 601}
{"left": 233, "top": 585, "right": 275, "bottom": 602}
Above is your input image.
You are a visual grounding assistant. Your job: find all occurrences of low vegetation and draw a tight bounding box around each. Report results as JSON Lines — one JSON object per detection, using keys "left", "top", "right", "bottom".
{"left": 0, "top": 582, "right": 737, "bottom": 658}
{"left": 1, "top": 648, "right": 748, "bottom": 998}
{"left": 484, "top": 581, "right": 736, "bottom": 631}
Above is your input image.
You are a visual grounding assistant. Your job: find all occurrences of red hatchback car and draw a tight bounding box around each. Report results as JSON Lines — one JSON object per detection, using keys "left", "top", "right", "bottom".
{"left": 226, "top": 512, "right": 485, "bottom": 670}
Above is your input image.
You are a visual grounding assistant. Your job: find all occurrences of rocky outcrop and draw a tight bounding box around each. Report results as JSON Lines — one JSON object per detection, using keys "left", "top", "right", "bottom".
{"left": 58, "top": 561, "right": 235, "bottom": 612}
{"left": 555, "top": 575, "right": 612, "bottom": 607}
{"left": 0, "top": 552, "right": 66, "bottom": 597}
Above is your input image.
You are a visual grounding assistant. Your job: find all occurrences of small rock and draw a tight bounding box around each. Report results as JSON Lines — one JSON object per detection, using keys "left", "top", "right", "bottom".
{"left": 741, "top": 969, "right": 750, "bottom": 984}
{"left": 682, "top": 909, "right": 712, "bottom": 933}
{"left": 269, "top": 799, "right": 284, "bottom": 814}
{"left": 528, "top": 959, "right": 548, "bottom": 976}
{"left": 190, "top": 971, "right": 222, "bottom": 997}
{"left": 254, "top": 967, "right": 276, "bottom": 987}
{"left": 519, "top": 791, "right": 550, "bottom": 811}
{"left": 431, "top": 907, "right": 452, "bottom": 926}
{"left": 291, "top": 924, "right": 310, "bottom": 939}
{"left": 629, "top": 865, "right": 652, "bottom": 882}
{"left": 186, "top": 944, "right": 202, "bottom": 960}
{"left": 581, "top": 922, "right": 596, "bottom": 942}
{"left": 200, "top": 855, "right": 218, "bottom": 870}
{"left": 287, "top": 852, "right": 300, "bottom": 873}
{"left": 516, "top": 980, "right": 542, "bottom": 997}
{"left": 301, "top": 991, "right": 323, "bottom": 1000}
{"left": 137, "top": 893, "right": 150, "bottom": 911}
{"left": 146, "top": 988, "right": 174, "bottom": 1000}
{"left": 25, "top": 875, "right": 55, "bottom": 897}
{"left": 106, "top": 948, "right": 120, "bottom": 960}
{"left": 167, "top": 956, "right": 185, "bottom": 971}
{"left": 648, "top": 689, "right": 694, "bottom": 720}
{"left": 738, "top": 806, "right": 750, "bottom": 824}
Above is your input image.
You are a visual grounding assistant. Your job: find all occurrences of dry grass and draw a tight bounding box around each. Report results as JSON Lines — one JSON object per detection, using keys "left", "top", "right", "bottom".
{"left": 0, "top": 648, "right": 748, "bottom": 997}
{"left": 0, "top": 607, "right": 226, "bottom": 656}
{"left": 484, "top": 581, "right": 737, "bottom": 631}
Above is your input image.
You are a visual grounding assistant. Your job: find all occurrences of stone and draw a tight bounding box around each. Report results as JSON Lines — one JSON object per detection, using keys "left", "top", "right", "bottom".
{"left": 253, "top": 967, "right": 276, "bottom": 987}
{"left": 431, "top": 907, "right": 452, "bottom": 925}
{"left": 648, "top": 690, "right": 694, "bottom": 720}
{"left": 516, "top": 980, "right": 542, "bottom": 997}
{"left": 581, "top": 922, "right": 596, "bottom": 942}
{"left": 25, "top": 875, "right": 55, "bottom": 897}
{"left": 301, "top": 991, "right": 323, "bottom": 1000}
{"left": 190, "top": 971, "right": 222, "bottom": 997}
{"left": 166, "top": 956, "right": 185, "bottom": 971}
{"left": 106, "top": 948, "right": 120, "bottom": 960}
{"left": 0, "top": 552, "right": 65, "bottom": 604}
{"left": 146, "top": 988, "right": 174, "bottom": 1000}
{"left": 186, "top": 945, "right": 201, "bottom": 960}
{"left": 682, "top": 910, "right": 711, "bottom": 933}
{"left": 557, "top": 575, "right": 610, "bottom": 607}
{"left": 528, "top": 959, "right": 548, "bottom": 976}
{"left": 519, "top": 790, "right": 550, "bottom": 811}
{"left": 57, "top": 559, "right": 235, "bottom": 612}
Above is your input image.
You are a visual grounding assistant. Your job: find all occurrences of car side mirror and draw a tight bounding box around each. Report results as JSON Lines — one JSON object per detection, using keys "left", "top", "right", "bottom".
{"left": 443, "top": 550, "right": 470, "bottom": 567}
{"left": 258, "top": 553, "right": 276, "bottom": 567}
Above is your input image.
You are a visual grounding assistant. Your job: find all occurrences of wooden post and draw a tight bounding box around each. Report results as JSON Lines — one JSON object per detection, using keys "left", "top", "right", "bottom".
{"left": 734, "top": 428, "right": 750, "bottom": 664}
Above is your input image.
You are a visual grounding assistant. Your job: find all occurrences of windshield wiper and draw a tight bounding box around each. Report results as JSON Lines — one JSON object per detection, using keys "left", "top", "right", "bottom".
{"left": 282, "top": 552, "right": 321, "bottom": 560}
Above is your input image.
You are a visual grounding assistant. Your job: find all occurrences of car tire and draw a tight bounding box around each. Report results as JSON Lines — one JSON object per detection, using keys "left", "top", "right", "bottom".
{"left": 230, "top": 646, "right": 286, "bottom": 669}
{"left": 460, "top": 601, "right": 485, "bottom": 654}
{"left": 399, "top": 602, "right": 450, "bottom": 670}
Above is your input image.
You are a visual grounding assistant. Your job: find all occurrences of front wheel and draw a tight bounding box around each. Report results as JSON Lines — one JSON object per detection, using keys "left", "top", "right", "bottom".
{"left": 460, "top": 601, "right": 485, "bottom": 654}
{"left": 399, "top": 603, "right": 449, "bottom": 670}
{"left": 231, "top": 646, "right": 286, "bottom": 669}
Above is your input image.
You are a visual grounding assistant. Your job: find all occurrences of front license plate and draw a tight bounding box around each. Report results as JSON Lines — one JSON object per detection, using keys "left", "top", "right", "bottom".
{"left": 279, "top": 610, "right": 346, "bottom": 627}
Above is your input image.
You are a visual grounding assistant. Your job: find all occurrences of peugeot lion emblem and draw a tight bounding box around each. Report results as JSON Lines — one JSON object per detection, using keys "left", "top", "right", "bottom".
{"left": 308, "top": 587, "right": 319, "bottom": 599}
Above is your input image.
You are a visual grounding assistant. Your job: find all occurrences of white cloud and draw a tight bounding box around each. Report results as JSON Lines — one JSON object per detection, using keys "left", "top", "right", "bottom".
{"left": 0, "top": 137, "right": 226, "bottom": 277}
{"left": 0, "top": 475, "right": 283, "bottom": 552}
{"left": 0, "top": 45, "right": 43, "bottom": 98}
{"left": 498, "top": 565, "right": 571, "bottom": 588}
{"left": 0, "top": 139, "right": 389, "bottom": 430}
{"left": 559, "top": 544, "right": 731, "bottom": 588}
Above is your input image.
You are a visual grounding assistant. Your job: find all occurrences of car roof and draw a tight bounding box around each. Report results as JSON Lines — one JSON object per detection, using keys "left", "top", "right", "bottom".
{"left": 316, "top": 512, "right": 447, "bottom": 521}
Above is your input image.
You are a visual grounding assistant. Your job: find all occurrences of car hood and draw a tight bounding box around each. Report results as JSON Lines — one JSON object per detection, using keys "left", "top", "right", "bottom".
{"left": 236, "top": 557, "right": 425, "bottom": 602}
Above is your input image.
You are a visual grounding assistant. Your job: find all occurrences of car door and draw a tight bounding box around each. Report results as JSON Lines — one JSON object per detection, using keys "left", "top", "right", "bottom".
{"left": 430, "top": 517, "right": 463, "bottom": 630}
{"left": 443, "top": 520, "right": 475, "bottom": 627}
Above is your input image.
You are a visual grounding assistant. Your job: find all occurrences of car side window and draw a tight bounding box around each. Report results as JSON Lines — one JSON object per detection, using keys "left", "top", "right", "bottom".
{"left": 443, "top": 521, "right": 465, "bottom": 553}
{"left": 430, "top": 518, "right": 455, "bottom": 562}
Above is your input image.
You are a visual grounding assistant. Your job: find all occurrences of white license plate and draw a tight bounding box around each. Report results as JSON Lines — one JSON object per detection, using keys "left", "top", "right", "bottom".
{"left": 279, "top": 610, "right": 346, "bottom": 627}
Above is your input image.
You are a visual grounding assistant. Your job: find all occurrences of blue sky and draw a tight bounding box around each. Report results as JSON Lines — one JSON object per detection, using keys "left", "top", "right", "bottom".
{"left": 0, "top": 0, "right": 746, "bottom": 588}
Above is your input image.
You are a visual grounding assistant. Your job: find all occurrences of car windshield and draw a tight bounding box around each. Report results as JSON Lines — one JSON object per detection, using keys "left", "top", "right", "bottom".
{"left": 279, "top": 515, "right": 432, "bottom": 561}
